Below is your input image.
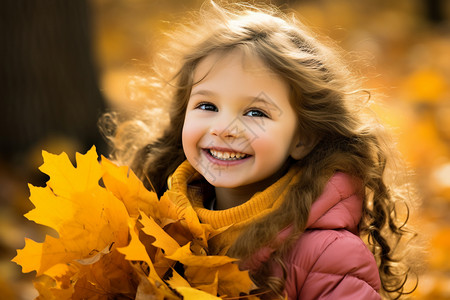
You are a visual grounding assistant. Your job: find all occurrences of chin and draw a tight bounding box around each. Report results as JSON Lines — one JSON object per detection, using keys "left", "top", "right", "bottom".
{"left": 205, "top": 180, "right": 232, "bottom": 188}
{"left": 203, "top": 177, "right": 241, "bottom": 189}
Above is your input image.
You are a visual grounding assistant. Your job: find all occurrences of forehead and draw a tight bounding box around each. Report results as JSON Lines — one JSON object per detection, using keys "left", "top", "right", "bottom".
{"left": 192, "top": 48, "right": 279, "bottom": 83}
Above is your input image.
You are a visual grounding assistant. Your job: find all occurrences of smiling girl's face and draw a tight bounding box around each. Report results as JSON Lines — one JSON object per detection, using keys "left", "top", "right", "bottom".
{"left": 182, "top": 49, "right": 305, "bottom": 195}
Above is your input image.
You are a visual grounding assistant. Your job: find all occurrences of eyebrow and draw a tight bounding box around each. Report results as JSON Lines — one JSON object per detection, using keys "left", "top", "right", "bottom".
{"left": 190, "top": 89, "right": 279, "bottom": 110}
{"left": 190, "top": 89, "right": 216, "bottom": 98}
{"left": 249, "top": 97, "right": 278, "bottom": 110}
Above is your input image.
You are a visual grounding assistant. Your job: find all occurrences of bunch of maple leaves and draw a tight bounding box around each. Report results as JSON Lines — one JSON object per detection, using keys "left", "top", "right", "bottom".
{"left": 12, "top": 147, "right": 256, "bottom": 299}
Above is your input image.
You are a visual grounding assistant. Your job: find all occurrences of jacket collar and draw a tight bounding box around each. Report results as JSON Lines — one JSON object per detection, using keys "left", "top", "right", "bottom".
{"left": 306, "top": 172, "right": 364, "bottom": 235}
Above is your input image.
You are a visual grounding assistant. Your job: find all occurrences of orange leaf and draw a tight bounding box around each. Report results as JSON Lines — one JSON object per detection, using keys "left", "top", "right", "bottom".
{"left": 184, "top": 267, "right": 218, "bottom": 292}
{"left": 33, "top": 274, "right": 74, "bottom": 300}
{"left": 13, "top": 236, "right": 68, "bottom": 275}
{"left": 101, "top": 157, "right": 159, "bottom": 218}
{"left": 72, "top": 250, "right": 138, "bottom": 299}
{"left": 12, "top": 237, "right": 44, "bottom": 274}
{"left": 164, "top": 192, "right": 207, "bottom": 245}
{"left": 165, "top": 268, "right": 191, "bottom": 289}
{"left": 165, "top": 242, "right": 236, "bottom": 267}
{"left": 38, "top": 146, "right": 102, "bottom": 198}
{"left": 117, "top": 218, "right": 163, "bottom": 285}
{"left": 175, "top": 286, "right": 221, "bottom": 300}
{"left": 25, "top": 185, "right": 72, "bottom": 233}
{"left": 139, "top": 211, "right": 180, "bottom": 256}
{"left": 184, "top": 262, "right": 253, "bottom": 297}
{"left": 132, "top": 261, "right": 178, "bottom": 300}
{"left": 163, "top": 221, "right": 194, "bottom": 247}
{"left": 43, "top": 263, "right": 78, "bottom": 290}
{"left": 13, "top": 148, "right": 129, "bottom": 276}
{"left": 157, "top": 191, "right": 184, "bottom": 226}
{"left": 192, "top": 270, "right": 219, "bottom": 296}
{"left": 215, "top": 263, "right": 253, "bottom": 297}
{"left": 161, "top": 192, "right": 226, "bottom": 249}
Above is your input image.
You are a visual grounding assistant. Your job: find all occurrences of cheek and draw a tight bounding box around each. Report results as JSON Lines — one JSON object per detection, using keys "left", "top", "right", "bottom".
{"left": 251, "top": 131, "right": 283, "bottom": 156}
{"left": 181, "top": 119, "right": 192, "bottom": 152}
{"left": 182, "top": 116, "right": 203, "bottom": 151}
{"left": 251, "top": 122, "right": 297, "bottom": 156}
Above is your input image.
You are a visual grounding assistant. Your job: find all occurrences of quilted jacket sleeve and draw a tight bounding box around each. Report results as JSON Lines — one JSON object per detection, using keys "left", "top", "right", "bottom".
{"left": 285, "top": 229, "right": 381, "bottom": 300}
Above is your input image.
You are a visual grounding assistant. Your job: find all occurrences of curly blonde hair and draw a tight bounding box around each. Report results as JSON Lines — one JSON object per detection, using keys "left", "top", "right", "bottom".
{"left": 101, "top": 1, "right": 420, "bottom": 298}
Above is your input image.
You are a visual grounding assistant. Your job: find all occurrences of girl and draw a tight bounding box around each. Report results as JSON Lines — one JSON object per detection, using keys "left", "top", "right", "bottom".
{"left": 103, "top": 2, "right": 418, "bottom": 299}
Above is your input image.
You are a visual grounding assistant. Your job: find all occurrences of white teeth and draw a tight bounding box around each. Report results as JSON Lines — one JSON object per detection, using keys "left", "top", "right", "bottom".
{"left": 209, "top": 149, "right": 248, "bottom": 160}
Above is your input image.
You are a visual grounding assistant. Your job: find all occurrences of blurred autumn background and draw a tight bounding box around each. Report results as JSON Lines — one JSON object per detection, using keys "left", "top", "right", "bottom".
{"left": 1, "top": 0, "right": 449, "bottom": 299}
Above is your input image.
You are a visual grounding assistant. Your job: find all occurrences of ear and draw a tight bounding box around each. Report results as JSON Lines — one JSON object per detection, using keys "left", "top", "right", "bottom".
{"left": 290, "top": 134, "right": 319, "bottom": 160}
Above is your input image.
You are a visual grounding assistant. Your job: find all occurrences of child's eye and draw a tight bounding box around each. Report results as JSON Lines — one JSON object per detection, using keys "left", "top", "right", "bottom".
{"left": 244, "top": 109, "right": 269, "bottom": 118}
{"left": 195, "top": 102, "right": 218, "bottom": 112}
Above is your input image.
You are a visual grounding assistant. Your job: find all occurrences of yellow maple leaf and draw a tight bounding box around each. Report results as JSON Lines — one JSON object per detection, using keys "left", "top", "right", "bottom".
{"left": 14, "top": 188, "right": 129, "bottom": 276}
{"left": 139, "top": 211, "right": 180, "bottom": 256}
{"left": 190, "top": 270, "right": 219, "bottom": 296}
{"left": 163, "top": 192, "right": 208, "bottom": 245}
{"left": 117, "top": 218, "right": 164, "bottom": 284}
{"left": 38, "top": 147, "right": 103, "bottom": 198}
{"left": 72, "top": 249, "right": 139, "bottom": 299}
{"left": 26, "top": 261, "right": 78, "bottom": 299}
{"left": 25, "top": 185, "right": 73, "bottom": 233}
{"left": 163, "top": 220, "right": 195, "bottom": 248}
{"left": 215, "top": 263, "right": 254, "bottom": 297}
{"left": 161, "top": 191, "right": 226, "bottom": 249}
{"left": 32, "top": 263, "right": 78, "bottom": 300}
{"left": 43, "top": 263, "right": 75, "bottom": 284}
{"left": 166, "top": 243, "right": 237, "bottom": 267}
{"left": 175, "top": 286, "right": 221, "bottom": 300}
{"left": 101, "top": 157, "right": 159, "bottom": 218}
{"left": 165, "top": 268, "right": 191, "bottom": 288}
{"left": 13, "top": 147, "right": 130, "bottom": 276}
{"left": 133, "top": 266, "right": 179, "bottom": 300}
{"left": 157, "top": 191, "right": 187, "bottom": 226}
{"left": 184, "top": 263, "right": 253, "bottom": 298}
{"left": 33, "top": 274, "right": 74, "bottom": 300}
{"left": 13, "top": 235, "right": 71, "bottom": 275}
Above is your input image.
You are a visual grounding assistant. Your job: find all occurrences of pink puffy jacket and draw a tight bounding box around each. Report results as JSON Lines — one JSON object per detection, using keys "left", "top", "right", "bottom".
{"left": 284, "top": 173, "right": 381, "bottom": 299}
{"left": 248, "top": 173, "right": 381, "bottom": 299}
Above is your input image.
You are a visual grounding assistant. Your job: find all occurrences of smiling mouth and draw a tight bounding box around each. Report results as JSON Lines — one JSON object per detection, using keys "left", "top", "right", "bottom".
{"left": 207, "top": 149, "right": 250, "bottom": 161}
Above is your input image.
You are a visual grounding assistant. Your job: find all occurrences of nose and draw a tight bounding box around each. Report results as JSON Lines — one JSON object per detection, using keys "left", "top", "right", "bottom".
{"left": 209, "top": 114, "right": 245, "bottom": 139}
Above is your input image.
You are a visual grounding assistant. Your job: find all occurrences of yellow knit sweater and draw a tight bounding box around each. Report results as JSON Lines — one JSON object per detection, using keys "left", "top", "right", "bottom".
{"left": 167, "top": 160, "right": 301, "bottom": 255}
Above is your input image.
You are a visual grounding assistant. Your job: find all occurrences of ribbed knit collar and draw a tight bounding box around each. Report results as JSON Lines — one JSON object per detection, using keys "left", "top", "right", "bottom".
{"left": 167, "top": 160, "right": 302, "bottom": 230}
